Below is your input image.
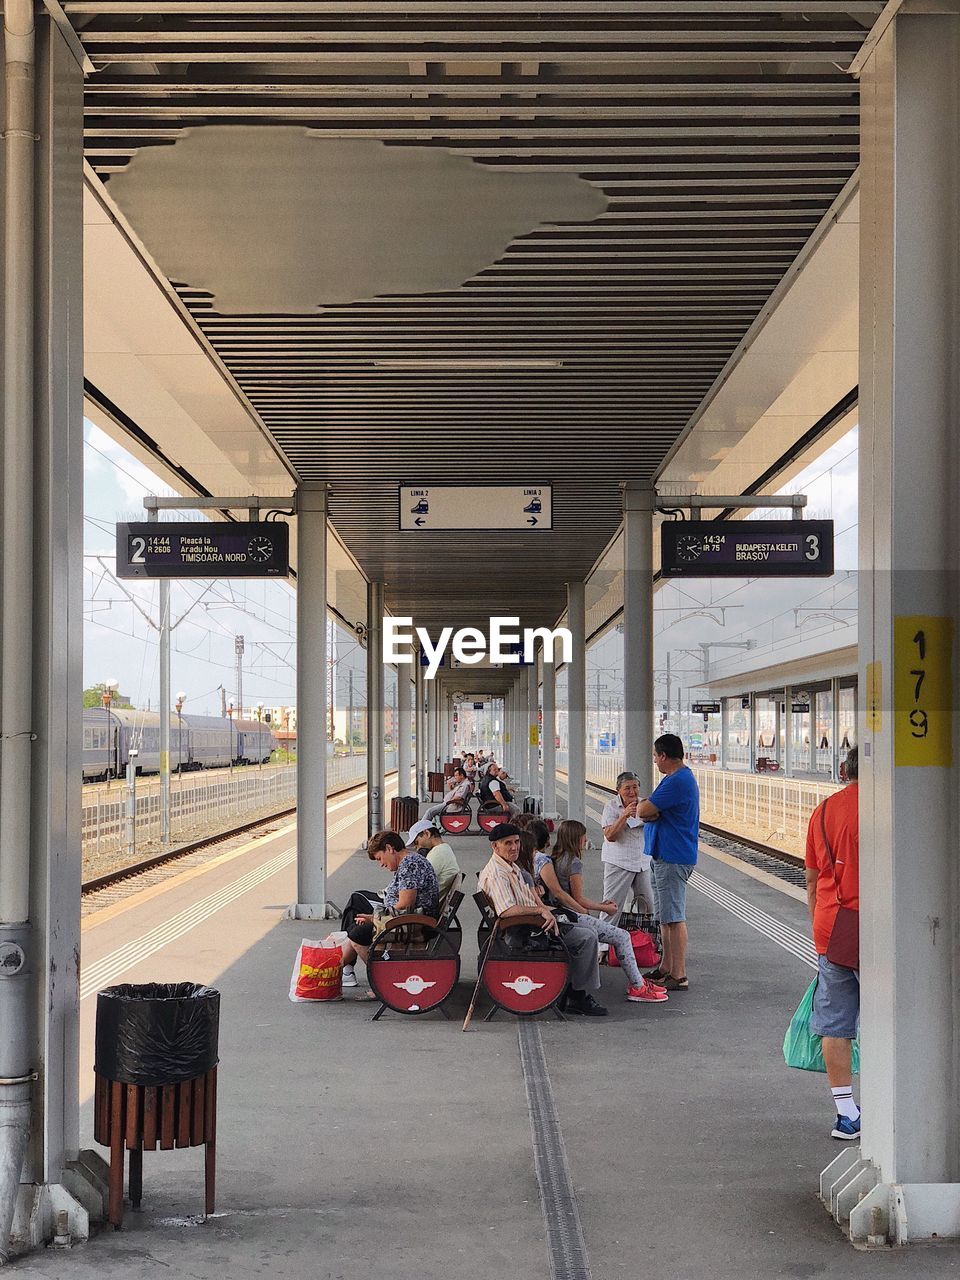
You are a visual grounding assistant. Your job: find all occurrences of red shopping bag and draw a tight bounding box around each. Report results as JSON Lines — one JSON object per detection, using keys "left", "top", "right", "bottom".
{"left": 607, "top": 929, "right": 660, "bottom": 970}
{"left": 288, "top": 940, "right": 343, "bottom": 1002}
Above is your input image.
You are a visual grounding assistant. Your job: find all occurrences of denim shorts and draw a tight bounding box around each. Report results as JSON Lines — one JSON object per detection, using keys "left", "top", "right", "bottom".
{"left": 651, "top": 859, "right": 693, "bottom": 923}
{"left": 810, "top": 954, "right": 860, "bottom": 1039}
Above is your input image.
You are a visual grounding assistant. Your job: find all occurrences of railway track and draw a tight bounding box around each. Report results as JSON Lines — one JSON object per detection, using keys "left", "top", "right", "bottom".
{"left": 698, "top": 821, "right": 804, "bottom": 870}
{"left": 81, "top": 804, "right": 298, "bottom": 895}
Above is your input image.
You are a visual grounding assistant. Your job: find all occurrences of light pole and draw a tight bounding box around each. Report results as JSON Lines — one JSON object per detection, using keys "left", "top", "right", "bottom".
{"left": 175, "top": 691, "right": 186, "bottom": 784}
{"left": 101, "top": 678, "right": 119, "bottom": 780}
{"left": 255, "top": 702, "right": 264, "bottom": 770}
{"left": 227, "top": 701, "right": 235, "bottom": 773}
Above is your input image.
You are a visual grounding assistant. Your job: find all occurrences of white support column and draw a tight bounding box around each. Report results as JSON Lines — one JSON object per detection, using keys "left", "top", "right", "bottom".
{"left": 503, "top": 688, "right": 512, "bottom": 771}
{"left": 829, "top": 4, "right": 960, "bottom": 1246}
{"left": 541, "top": 644, "right": 557, "bottom": 814}
{"left": 290, "top": 485, "right": 331, "bottom": 919}
{"left": 783, "top": 686, "right": 793, "bottom": 777}
{"left": 397, "top": 663, "right": 411, "bottom": 796}
{"left": 566, "top": 582, "right": 587, "bottom": 822}
{"left": 427, "top": 674, "right": 437, "bottom": 777}
{"left": 830, "top": 677, "right": 841, "bottom": 782}
{"left": 719, "top": 699, "right": 729, "bottom": 771}
{"left": 517, "top": 666, "right": 529, "bottom": 791}
{"left": 527, "top": 655, "right": 540, "bottom": 800}
{"left": 366, "top": 582, "right": 385, "bottom": 836}
{"left": 1, "top": 13, "right": 92, "bottom": 1256}
{"left": 415, "top": 654, "right": 426, "bottom": 798}
{"left": 622, "top": 482, "right": 655, "bottom": 774}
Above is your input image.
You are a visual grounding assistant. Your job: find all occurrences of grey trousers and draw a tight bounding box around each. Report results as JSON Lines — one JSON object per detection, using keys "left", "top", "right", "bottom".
{"left": 602, "top": 863, "right": 655, "bottom": 926}
{"left": 561, "top": 921, "right": 601, "bottom": 991}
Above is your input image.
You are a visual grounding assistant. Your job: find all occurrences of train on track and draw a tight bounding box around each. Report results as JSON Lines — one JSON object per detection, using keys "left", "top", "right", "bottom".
{"left": 82, "top": 707, "right": 282, "bottom": 781}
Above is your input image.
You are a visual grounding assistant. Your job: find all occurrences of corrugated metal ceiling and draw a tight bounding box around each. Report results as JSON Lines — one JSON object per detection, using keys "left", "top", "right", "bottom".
{"left": 68, "top": 1, "right": 881, "bottom": 631}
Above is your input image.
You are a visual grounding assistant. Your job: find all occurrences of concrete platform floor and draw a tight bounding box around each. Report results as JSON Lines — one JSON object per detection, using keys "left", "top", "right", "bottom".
{"left": 17, "top": 787, "right": 960, "bottom": 1279}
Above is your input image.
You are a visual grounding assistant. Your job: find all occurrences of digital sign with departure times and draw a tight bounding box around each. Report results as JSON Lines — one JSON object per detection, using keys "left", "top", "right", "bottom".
{"left": 116, "top": 522, "right": 290, "bottom": 579}
{"left": 661, "top": 520, "right": 834, "bottom": 578}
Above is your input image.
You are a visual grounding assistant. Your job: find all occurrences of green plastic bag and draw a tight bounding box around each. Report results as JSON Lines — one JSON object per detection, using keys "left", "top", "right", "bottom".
{"left": 783, "top": 978, "right": 860, "bottom": 1074}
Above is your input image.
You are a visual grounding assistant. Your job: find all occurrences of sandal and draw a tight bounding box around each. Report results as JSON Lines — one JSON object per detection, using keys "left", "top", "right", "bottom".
{"left": 646, "top": 967, "right": 668, "bottom": 983}
{"left": 662, "top": 976, "right": 689, "bottom": 992}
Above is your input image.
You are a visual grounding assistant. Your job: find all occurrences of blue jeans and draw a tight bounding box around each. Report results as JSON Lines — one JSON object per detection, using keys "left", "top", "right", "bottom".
{"left": 652, "top": 859, "right": 693, "bottom": 923}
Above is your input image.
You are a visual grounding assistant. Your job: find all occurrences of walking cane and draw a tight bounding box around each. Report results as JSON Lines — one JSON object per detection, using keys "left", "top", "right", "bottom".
{"left": 462, "top": 919, "right": 499, "bottom": 1031}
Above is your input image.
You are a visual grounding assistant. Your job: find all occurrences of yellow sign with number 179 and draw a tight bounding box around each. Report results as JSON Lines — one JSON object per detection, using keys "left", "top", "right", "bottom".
{"left": 893, "top": 616, "right": 954, "bottom": 767}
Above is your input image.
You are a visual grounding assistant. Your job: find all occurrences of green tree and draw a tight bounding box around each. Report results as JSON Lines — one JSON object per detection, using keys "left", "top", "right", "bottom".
{"left": 82, "top": 683, "right": 134, "bottom": 710}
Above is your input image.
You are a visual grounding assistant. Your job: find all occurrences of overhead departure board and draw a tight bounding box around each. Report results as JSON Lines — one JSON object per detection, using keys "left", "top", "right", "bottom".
{"left": 661, "top": 520, "right": 834, "bottom": 578}
{"left": 116, "top": 522, "right": 290, "bottom": 579}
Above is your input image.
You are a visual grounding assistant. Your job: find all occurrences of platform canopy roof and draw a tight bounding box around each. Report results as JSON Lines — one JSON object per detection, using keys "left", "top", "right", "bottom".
{"left": 69, "top": 1, "right": 881, "bottom": 631}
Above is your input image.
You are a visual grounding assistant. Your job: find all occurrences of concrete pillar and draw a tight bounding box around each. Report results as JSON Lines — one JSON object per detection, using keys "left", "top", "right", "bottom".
{"left": 426, "top": 675, "right": 437, "bottom": 776}
{"left": 783, "top": 685, "right": 793, "bottom": 777}
{"left": 397, "top": 663, "right": 411, "bottom": 796}
{"left": 622, "top": 482, "right": 655, "bottom": 777}
{"left": 830, "top": 677, "right": 841, "bottom": 782}
{"left": 366, "top": 582, "right": 384, "bottom": 835}
{"left": 541, "top": 644, "right": 557, "bottom": 813}
{"left": 566, "top": 582, "right": 587, "bottom": 822}
{"left": 0, "top": 13, "right": 89, "bottom": 1252}
{"left": 719, "top": 698, "right": 729, "bottom": 770}
{"left": 527, "top": 655, "right": 540, "bottom": 799}
{"left": 291, "top": 486, "right": 330, "bottom": 918}
{"left": 516, "top": 667, "right": 529, "bottom": 790}
{"left": 415, "top": 654, "right": 426, "bottom": 797}
{"left": 825, "top": 5, "right": 960, "bottom": 1245}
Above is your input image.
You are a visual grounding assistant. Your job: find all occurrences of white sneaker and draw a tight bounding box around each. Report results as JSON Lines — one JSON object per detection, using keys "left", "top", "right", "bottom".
{"left": 341, "top": 966, "right": 358, "bottom": 988}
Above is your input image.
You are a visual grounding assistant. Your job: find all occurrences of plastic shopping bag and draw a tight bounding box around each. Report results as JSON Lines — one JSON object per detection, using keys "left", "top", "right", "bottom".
{"left": 782, "top": 978, "right": 860, "bottom": 1074}
{"left": 288, "top": 939, "right": 343, "bottom": 1003}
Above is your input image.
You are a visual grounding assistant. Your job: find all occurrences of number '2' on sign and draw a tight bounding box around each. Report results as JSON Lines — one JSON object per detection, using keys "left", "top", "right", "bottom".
{"left": 894, "top": 616, "right": 954, "bottom": 767}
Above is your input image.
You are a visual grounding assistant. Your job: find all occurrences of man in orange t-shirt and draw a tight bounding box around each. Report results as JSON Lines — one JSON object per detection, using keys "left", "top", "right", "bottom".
{"left": 804, "top": 747, "right": 860, "bottom": 1140}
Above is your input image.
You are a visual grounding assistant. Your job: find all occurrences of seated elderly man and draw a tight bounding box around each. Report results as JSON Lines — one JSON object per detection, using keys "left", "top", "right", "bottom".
{"left": 404, "top": 818, "right": 462, "bottom": 897}
{"left": 423, "top": 766, "right": 472, "bottom": 821}
{"left": 478, "top": 762, "right": 520, "bottom": 819}
{"left": 479, "top": 823, "right": 607, "bottom": 1016}
{"left": 340, "top": 829, "right": 439, "bottom": 989}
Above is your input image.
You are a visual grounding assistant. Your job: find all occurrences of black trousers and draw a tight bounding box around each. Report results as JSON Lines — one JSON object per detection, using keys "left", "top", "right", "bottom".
{"left": 341, "top": 889, "right": 384, "bottom": 937}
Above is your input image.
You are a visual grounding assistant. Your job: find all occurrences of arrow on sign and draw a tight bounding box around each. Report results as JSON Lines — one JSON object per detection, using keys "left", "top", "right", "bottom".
{"left": 415, "top": 517, "right": 426, "bottom": 527}
{"left": 527, "top": 516, "right": 538, "bottom": 526}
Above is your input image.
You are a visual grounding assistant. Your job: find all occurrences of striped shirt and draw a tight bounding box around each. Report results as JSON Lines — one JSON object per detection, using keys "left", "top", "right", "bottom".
{"left": 479, "top": 854, "right": 542, "bottom": 916}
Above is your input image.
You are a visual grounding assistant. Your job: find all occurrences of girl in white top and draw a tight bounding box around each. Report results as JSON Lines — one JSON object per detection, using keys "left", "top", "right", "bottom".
{"left": 600, "top": 770, "right": 655, "bottom": 926}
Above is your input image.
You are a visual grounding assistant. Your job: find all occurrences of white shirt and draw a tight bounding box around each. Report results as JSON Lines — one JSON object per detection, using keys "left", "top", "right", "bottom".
{"left": 600, "top": 796, "right": 651, "bottom": 872}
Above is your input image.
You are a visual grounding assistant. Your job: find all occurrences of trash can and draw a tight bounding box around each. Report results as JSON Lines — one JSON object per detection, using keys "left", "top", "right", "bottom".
{"left": 94, "top": 982, "right": 220, "bottom": 1229}
{"left": 390, "top": 795, "right": 419, "bottom": 834}
{"left": 443, "top": 762, "right": 455, "bottom": 778}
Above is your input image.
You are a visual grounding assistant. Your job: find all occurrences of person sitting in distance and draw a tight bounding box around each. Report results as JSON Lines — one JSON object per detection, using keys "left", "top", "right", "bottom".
{"left": 423, "top": 766, "right": 472, "bottom": 821}
{"left": 403, "top": 818, "right": 462, "bottom": 897}
{"left": 340, "top": 830, "right": 439, "bottom": 989}
{"left": 479, "top": 762, "right": 520, "bottom": 818}
{"left": 479, "top": 823, "right": 607, "bottom": 1016}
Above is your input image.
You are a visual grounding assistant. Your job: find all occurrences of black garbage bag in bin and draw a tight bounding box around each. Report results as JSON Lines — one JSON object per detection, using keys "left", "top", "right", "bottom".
{"left": 95, "top": 982, "right": 220, "bottom": 1087}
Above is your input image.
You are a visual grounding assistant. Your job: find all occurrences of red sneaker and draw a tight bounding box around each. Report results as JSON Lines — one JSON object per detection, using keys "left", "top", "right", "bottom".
{"left": 626, "top": 981, "right": 668, "bottom": 1003}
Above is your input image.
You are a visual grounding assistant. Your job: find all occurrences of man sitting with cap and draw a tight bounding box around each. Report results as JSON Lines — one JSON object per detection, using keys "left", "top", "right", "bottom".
{"left": 479, "top": 823, "right": 607, "bottom": 1017}
{"left": 422, "top": 766, "right": 472, "bottom": 822}
{"left": 404, "top": 818, "right": 462, "bottom": 898}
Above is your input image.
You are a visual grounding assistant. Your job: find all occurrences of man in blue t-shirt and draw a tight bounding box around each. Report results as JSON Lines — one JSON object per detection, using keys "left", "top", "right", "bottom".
{"left": 637, "top": 734, "right": 700, "bottom": 992}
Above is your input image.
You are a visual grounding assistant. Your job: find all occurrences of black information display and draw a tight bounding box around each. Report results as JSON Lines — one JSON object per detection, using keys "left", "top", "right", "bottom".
{"left": 692, "top": 702, "right": 721, "bottom": 715}
{"left": 661, "top": 519, "right": 833, "bottom": 578}
{"left": 116, "top": 521, "right": 290, "bottom": 579}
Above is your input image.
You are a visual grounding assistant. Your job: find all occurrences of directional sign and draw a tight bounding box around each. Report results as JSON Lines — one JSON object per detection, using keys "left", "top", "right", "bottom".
{"left": 399, "top": 485, "right": 552, "bottom": 531}
{"left": 660, "top": 520, "right": 833, "bottom": 578}
{"left": 473, "top": 702, "right": 485, "bottom": 710}
{"left": 791, "top": 702, "right": 811, "bottom": 714}
{"left": 692, "top": 702, "right": 721, "bottom": 715}
{"left": 117, "top": 522, "right": 289, "bottom": 579}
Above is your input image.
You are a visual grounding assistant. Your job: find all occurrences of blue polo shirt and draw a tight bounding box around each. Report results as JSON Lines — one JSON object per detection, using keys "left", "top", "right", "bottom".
{"left": 643, "top": 765, "right": 700, "bottom": 865}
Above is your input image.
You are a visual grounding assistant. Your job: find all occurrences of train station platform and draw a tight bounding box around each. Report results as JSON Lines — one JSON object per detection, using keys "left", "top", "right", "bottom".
{"left": 15, "top": 792, "right": 959, "bottom": 1279}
